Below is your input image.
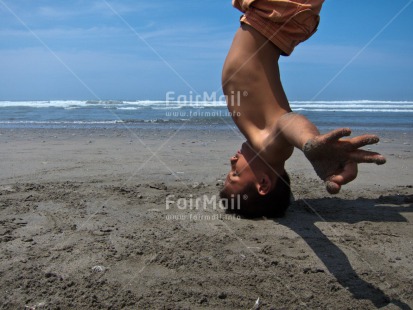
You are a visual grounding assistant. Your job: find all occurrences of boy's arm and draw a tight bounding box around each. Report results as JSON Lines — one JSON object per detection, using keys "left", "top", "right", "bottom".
{"left": 276, "top": 113, "right": 386, "bottom": 194}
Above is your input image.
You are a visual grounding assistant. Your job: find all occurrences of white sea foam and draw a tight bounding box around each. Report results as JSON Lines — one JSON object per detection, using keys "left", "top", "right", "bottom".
{"left": 0, "top": 100, "right": 412, "bottom": 112}
{"left": 0, "top": 100, "right": 87, "bottom": 108}
{"left": 0, "top": 120, "right": 119, "bottom": 124}
{"left": 293, "top": 108, "right": 413, "bottom": 112}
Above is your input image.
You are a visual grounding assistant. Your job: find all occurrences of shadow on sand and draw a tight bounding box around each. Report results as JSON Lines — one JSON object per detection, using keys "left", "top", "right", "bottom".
{"left": 276, "top": 194, "right": 412, "bottom": 309}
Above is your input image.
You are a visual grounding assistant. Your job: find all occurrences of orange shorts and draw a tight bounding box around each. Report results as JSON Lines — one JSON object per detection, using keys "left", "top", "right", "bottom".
{"left": 232, "top": 0, "right": 324, "bottom": 56}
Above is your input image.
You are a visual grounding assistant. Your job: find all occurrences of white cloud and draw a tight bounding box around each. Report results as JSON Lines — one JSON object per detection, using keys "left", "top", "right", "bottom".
{"left": 91, "top": 1, "right": 161, "bottom": 15}
{"left": 35, "top": 1, "right": 161, "bottom": 20}
{"left": 0, "top": 26, "right": 132, "bottom": 39}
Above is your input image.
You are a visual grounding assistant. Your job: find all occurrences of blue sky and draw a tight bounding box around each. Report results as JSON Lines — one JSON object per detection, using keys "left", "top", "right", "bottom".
{"left": 0, "top": 0, "right": 412, "bottom": 101}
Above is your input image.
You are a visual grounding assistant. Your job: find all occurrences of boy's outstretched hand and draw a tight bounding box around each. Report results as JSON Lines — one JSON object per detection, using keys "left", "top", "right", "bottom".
{"left": 302, "top": 128, "right": 386, "bottom": 194}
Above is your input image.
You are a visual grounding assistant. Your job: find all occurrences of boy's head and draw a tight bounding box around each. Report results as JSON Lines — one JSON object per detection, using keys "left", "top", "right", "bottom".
{"left": 219, "top": 142, "right": 291, "bottom": 218}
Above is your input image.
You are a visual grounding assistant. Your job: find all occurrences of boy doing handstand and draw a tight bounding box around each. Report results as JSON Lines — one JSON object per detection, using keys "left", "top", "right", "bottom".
{"left": 220, "top": 0, "right": 386, "bottom": 217}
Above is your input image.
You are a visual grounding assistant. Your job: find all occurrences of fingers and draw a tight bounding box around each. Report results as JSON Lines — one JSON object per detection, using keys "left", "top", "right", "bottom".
{"left": 348, "top": 150, "right": 386, "bottom": 164}
{"left": 325, "top": 162, "right": 358, "bottom": 194}
{"left": 348, "top": 135, "right": 380, "bottom": 149}
{"left": 324, "top": 128, "right": 352, "bottom": 142}
{"left": 325, "top": 181, "right": 341, "bottom": 194}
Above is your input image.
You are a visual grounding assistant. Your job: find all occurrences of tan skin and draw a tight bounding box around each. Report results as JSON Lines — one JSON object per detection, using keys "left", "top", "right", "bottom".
{"left": 222, "top": 24, "right": 386, "bottom": 195}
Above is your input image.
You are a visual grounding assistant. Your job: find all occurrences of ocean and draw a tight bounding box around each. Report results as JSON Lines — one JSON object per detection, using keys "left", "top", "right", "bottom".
{"left": 0, "top": 100, "right": 412, "bottom": 132}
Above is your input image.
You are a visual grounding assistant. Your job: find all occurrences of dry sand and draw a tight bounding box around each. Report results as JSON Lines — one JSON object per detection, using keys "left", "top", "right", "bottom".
{"left": 0, "top": 127, "right": 412, "bottom": 309}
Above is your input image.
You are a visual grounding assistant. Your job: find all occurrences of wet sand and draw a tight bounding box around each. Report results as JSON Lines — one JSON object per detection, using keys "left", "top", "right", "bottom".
{"left": 0, "top": 127, "right": 412, "bottom": 309}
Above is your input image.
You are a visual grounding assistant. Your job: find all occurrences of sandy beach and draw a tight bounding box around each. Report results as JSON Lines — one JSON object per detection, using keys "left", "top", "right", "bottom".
{"left": 0, "top": 127, "right": 412, "bottom": 309}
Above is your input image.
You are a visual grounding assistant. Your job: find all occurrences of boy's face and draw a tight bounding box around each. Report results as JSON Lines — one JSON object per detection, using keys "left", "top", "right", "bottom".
{"left": 224, "top": 143, "right": 258, "bottom": 195}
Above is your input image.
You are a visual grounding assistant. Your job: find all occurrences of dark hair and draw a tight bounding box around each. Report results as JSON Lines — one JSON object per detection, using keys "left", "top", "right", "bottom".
{"left": 219, "top": 172, "right": 291, "bottom": 218}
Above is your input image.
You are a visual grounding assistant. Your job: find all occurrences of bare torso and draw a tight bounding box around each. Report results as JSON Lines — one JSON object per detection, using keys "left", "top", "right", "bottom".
{"left": 222, "top": 24, "right": 294, "bottom": 168}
